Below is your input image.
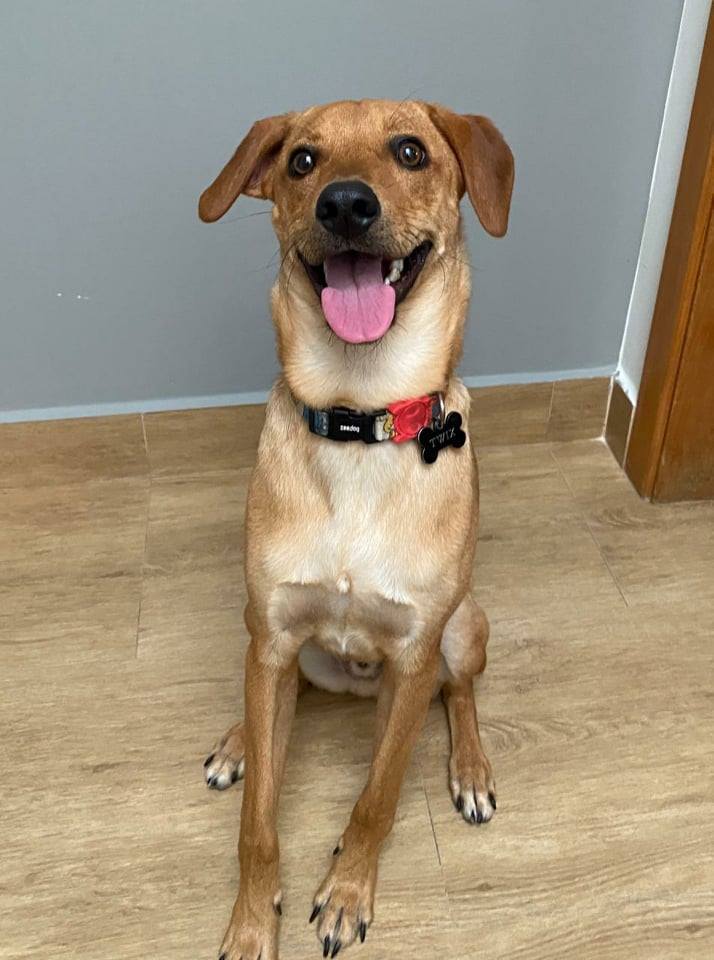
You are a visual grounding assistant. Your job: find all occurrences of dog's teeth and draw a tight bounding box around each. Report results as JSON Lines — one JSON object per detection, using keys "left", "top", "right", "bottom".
{"left": 385, "top": 259, "right": 404, "bottom": 284}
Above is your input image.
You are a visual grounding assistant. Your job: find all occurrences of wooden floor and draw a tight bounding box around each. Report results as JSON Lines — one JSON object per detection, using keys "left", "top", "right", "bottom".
{"left": 1, "top": 409, "right": 712, "bottom": 960}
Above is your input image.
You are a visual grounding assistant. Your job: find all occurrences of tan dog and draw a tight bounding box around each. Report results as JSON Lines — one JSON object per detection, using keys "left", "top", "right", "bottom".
{"left": 199, "top": 99, "right": 514, "bottom": 960}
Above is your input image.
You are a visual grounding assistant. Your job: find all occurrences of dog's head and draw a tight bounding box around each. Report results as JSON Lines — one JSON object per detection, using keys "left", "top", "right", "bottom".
{"left": 200, "top": 99, "right": 513, "bottom": 406}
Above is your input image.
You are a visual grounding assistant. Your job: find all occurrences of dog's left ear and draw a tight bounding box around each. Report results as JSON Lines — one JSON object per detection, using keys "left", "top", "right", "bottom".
{"left": 427, "top": 104, "right": 514, "bottom": 237}
{"left": 198, "top": 113, "right": 293, "bottom": 222}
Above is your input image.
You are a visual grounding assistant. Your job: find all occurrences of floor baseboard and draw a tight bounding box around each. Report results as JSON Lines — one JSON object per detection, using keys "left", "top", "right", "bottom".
{"left": 0, "top": 365, "right": 615, "bottom": 425}
{"left": 0, "top": 375, "right": 613, "bottom": 449}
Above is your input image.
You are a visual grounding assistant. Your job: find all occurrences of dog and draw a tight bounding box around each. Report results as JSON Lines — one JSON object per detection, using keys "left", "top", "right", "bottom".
{"left": 199, "top": 98, "right": 514, "bottom": 960}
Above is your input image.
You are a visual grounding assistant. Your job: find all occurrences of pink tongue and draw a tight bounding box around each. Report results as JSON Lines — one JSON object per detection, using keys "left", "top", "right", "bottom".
{"left": 321, "top": 253, "right": 396, "bottom": 344}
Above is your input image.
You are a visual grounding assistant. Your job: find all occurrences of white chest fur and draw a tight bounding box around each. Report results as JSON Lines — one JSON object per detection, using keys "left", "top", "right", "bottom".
{"left": 265, "top": 442, "right": 423, "bottom": 663}
{"left": 268, "top": 439, "right": 444, "bottom": 604}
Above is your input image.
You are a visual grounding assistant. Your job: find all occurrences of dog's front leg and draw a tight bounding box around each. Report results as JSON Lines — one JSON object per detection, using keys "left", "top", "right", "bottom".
{"left": 310, "top": 646, "right": 440, "bottom": 955}
{"left": 219, "top": 637, "right": 298, "bottom": 960}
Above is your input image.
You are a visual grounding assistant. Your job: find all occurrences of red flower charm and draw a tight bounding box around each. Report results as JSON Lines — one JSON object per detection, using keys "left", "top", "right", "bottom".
{"left": 386, "top": 395, "right": 434, "bottom": 443}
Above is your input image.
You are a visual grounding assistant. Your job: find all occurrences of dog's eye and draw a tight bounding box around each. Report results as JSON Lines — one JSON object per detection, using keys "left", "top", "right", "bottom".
{"left": 289, "top": 148, "right": 315, "bottom": 177}
{"left": 395, "top": 139, "right": 427, "bottom": 169}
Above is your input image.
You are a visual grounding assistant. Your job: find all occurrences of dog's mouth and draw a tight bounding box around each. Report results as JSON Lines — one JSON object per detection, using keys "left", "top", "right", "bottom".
{"left": 298, "top": 241, "right": 432, "bottom": 344}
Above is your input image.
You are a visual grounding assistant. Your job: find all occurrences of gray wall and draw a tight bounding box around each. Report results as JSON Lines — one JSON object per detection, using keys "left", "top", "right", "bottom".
{"left": 0, "top": 0, "right": 684, "bottom": 416}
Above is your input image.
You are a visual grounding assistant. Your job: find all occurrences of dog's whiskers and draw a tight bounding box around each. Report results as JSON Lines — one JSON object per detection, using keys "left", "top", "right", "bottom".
{"left": 436, "top": 250, "right": 483, "bottom": 274}
{"left": 284, "top": 259, "right": 298, "bottom": 296}
{"left": 213, "top": 209, "right": 272, "bottom": 226}
{"left": 386, "top": 88, "right": 424, "bottom": 129}
{"left": 435, "top": 255, "right": 447, "bottom": 299}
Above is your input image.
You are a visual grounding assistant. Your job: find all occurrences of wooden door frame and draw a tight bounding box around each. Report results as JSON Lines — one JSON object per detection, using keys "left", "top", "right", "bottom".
{"left": 618, "top": 6, "right": 714, "bottom": 500}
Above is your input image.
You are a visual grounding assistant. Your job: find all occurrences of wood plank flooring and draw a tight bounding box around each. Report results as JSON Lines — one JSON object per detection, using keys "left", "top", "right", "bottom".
{"left": 1, "top": 410, "right": 712, "bottom": 960}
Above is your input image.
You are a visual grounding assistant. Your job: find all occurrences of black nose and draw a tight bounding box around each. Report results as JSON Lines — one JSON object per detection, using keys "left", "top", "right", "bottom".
{"left": 315, "top": 180, "right": 381, "bottom": 239}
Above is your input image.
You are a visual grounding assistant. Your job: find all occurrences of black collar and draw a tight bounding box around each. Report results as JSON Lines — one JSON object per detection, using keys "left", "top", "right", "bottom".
{"left": 299, "top": 393, "right": 467, "bottom": 463}
{"left": 300, "top": 393, "right": 444, "bottom": 445}
{"left": 301, "top": 404, "right": 386, "bottom": 444}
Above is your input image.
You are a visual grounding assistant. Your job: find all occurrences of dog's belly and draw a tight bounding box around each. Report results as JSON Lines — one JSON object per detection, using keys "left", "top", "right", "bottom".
{"left": 269, "top": 579, "right": 416, "bottom": 676}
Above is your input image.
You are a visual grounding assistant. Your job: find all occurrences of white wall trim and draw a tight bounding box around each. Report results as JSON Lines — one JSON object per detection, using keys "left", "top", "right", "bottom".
{"left": 0, "top": 364, "right": 616, "bottom": 424}
{"left": 460, "top": 365, "right": 615, "bottom": 389}
{"left": 616, "top": 0, "right": 712, "bottom": 406}
{"left": 613, "top": 367, "right": 640, "bottom": 412}
{"left": 0, "top": 390, "right": 272, "bottom": 424}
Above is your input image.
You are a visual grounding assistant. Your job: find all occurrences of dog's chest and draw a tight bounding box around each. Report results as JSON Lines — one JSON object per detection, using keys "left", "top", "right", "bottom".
{"left": 266, "top": 442, "right": 440, "bottom": 657}
{"left": 285, "top": 442, "right": 435, "bottom": 595}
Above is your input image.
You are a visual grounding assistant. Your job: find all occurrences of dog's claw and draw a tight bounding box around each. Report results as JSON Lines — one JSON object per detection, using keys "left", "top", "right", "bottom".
{"left": 309, "top": 904, "right": 321, "bottom": 924}
{"left": 204, "top": 754, "right": 215, "bottom": 768}
{"left": 275, "top": 901, "right": 282, "bottom": 916}
{"left": 488, "top": 791, "right": 497, "bottom": 810}
{"left": 323, "top": 936, "right": 331, "bottom": 958}
{"left": 455, "top": 795, "right": 464, "bottom": 812}
{"left": 332, "top": 845, "right": 340, "bottom": 856}
{"left": 359, "top": 921, "right": 367, "bottom": 943}
{"left": 331, "top": 940, "right": 342, "bottom": 958}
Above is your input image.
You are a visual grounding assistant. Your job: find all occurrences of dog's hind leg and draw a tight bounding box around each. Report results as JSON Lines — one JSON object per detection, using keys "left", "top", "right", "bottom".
{"left": 204, "top": 673, "right": 308, "bottom": 791}
{"left": 440, "top": 595, "right": 497, "bottom": 824}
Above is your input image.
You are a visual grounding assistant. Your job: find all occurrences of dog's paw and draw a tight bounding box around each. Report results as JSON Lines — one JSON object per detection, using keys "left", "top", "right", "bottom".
{"left": 218, "top": 892, "right": 281, "bottom": 960}
{"left": 310, "top": 848, "right": 377, "bottom": 957}
{"left": 204, "top": 722, "right": 245, "bottom": 791}
{"left": 449, "top": 754, "right": 496, "bottom": 825}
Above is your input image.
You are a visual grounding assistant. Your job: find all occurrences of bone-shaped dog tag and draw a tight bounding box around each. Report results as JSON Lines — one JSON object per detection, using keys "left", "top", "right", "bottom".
{"left": 417, "top": 411, "right": 466, "bottom": 464}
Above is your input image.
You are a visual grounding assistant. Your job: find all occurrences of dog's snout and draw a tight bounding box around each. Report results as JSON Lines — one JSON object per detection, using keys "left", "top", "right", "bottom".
{"left": 315, "top": 180, "right": 380, "bottom": 239}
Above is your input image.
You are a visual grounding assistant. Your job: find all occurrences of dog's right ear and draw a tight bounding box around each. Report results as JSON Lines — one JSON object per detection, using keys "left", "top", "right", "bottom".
{"left": 198, "top": 114, "right": 293, "bottom": 222}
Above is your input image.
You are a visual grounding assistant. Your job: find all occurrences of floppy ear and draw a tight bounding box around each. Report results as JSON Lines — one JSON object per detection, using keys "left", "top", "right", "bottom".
{"left": 198, "top": 113, "right": 293, "bottom": 222}
{"left": 427, "top": 104, "right": 514, "bottom": 237}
